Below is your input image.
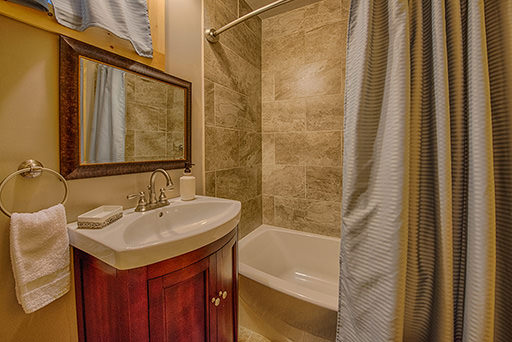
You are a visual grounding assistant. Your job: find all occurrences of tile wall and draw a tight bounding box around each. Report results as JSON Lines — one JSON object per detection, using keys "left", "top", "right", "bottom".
{"left": 261, "top": 0, "right": 350, "bottom": 237}
{"left": 204, "top": 0, "right": 263, "bottom": 237}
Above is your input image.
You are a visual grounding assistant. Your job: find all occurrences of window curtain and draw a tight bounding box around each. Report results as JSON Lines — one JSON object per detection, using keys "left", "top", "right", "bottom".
{"left": 86, "top": 64, "right": 126, "bottom": 164}
{"left": 338, "top": 0, "right": 512, "bottom": 341}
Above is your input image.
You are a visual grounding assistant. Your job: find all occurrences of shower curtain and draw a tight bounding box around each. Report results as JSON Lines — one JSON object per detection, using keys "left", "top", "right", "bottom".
{"left": 338, "top": 1, "right": 511, "bottom": 342}
{"left": 87, "top": 64, "right": 126, "bottom": 164}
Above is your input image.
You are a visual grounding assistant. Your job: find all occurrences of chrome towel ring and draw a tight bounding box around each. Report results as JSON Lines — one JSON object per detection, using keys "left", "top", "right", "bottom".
{"left": 0, "top": 160, "right": 69, "bottom": 218}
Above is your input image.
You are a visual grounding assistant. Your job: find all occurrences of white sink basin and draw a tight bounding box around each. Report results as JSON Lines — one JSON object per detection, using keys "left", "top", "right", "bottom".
{"left": 68, "top": 196, "right": 241, "bottom": 270}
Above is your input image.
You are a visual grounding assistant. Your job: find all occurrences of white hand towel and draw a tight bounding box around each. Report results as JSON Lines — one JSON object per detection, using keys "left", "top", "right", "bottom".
{"left": 10, "top": 203, "right": 70, "bottom": 314}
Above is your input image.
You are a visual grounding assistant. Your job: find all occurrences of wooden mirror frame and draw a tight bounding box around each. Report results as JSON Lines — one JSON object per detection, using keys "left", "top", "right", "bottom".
{"left": 59, "top": 36, "right": 192, "bottom": 179}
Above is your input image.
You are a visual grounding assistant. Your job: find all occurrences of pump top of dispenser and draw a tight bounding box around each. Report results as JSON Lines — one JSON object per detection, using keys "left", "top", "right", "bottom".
{"left": 184, "top": 162, "right": 195, "bottom": 174}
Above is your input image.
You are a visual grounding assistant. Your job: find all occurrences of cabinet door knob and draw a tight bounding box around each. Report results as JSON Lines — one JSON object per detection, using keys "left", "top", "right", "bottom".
{"left": 222, "top": 291, "right": 227, "bottom": 299}
{"left": 214, "top": 298, "right": 220, "bottom": 306}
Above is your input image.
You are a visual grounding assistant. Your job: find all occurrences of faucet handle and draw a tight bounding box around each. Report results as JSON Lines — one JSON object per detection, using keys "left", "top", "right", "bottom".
{"left": 158, "top": 188, "right": 170, "bottom": 204}
{"left": 127, "top": 191, "right": 145, "bottom": 201}
{"left": 127, "top": 191, "right": 148, "bottom": 211}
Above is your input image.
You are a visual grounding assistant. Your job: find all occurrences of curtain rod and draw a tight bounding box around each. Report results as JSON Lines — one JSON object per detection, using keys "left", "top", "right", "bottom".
{"left": 205, "top": 0, "right": 295, "bottom": 43}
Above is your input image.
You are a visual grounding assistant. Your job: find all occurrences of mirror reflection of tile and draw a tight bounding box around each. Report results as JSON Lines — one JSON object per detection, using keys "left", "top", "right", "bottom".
{"left": 80, "top": 58, "right": 186, "bottom": 164}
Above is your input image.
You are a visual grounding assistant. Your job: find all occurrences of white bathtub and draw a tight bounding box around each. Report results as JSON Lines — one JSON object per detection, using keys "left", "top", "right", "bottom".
{"left": 239, "top": 225, "right": 340, "bottom": 341}
{"left": 239, "top": 224, "right": 340, "bottom": 311}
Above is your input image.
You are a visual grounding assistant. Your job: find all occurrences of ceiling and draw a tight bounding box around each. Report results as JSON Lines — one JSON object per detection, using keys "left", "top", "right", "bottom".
{"left": 244, "top": 0, "right": 322, "bottom": 19}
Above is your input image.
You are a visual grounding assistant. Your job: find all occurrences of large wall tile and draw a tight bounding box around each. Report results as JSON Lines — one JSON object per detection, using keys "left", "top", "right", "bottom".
{"left": 262, "top": 100, "right": 306, "bottom": 132}
{"left": 244, "top": 77, "right": 262, "bottom": 132}
{"left": 239, "top": 0, "right": 262, "bottom": 39}
{"left": 205, "top": 79, "right": 215, "bottom": 125}
{"left": 275, "top": 130, "right": 341, "bottom": 168}
{"left": 214, "top": 84, "right": 247, "bottom": 129}
{"left": 262, "top": 195, "right": 274, "bottom": 224}
{"left": 273, "top": 196, "right": 341, "bottom": 237}
{"left": 205, "top": 43, "right": 259, "bottom": 96}
{"left": 262, "top": 165, "right": 306, "bottom": 198}
{"left": 262, "top": 72, "right": 274, "bottom": 102}
{"left": 257, "top": 167, "right": 262, "bottom": 195}
{"left": 216, "top": 167, "right": 259, "bottom": 202}
{"left": 240, "top": 196, "right": 263, "bottom": 237}
{"left": 262, "top": 133, "right": 275, "bottom": 165}
{"left": 205, "top": 171, "right": 216, "bottom": 196}
{"left": 306, "top": 95, "right": 343, "bottom": 131}
{"left": 262, "top": 7, "right": 305, "bottom": 39}
{"left": 303, "top": 0, "right": 343, "bottom": 32}
{"left": 240, "top": 131, "right": 262, "bottom": 167}
{"left": 304, "top": 131, "right": 341, "bottom": 167}
{"left": 274, "top": 59, "right": 342, "bottom": 100}
{"left": 217, "top": 0, "right": 238, "bottom": 16}
{"left": 204, "top": 0, "right": 216, "bottom": 29}
{"left": 205, "top": 126, "right": 239, "bottom": 171}
{"left": 274, "top": 132, "right": 306, "bottom": 165}
{"left": 221, "top": 21, "right": 261, "bottom": 68}
{"left": 306, "top": 166, "right": 342, "bottom": 201}
{"left": 262, "top": 31, "right": 305, "bottom": 73}
{"left": 304, "top": 22, "right": 344, "bottom": 63}
{"left": 301, "top": 59, "right": 342, "bottom": 97}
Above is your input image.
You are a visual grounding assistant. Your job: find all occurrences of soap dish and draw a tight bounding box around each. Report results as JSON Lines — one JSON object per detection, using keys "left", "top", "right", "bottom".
{"left": 77, "top": 205, "right": 123, "bottom": 229}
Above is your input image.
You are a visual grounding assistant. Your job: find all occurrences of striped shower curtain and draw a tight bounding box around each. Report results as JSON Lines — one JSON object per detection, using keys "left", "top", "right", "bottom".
{"left": 338, "top": 1, "right": 511, "bottom": 341}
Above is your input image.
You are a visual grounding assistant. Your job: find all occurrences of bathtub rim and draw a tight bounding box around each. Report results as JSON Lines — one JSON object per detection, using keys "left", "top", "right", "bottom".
{"left": 239, "top": 224, "right": 340, "bottom": 312}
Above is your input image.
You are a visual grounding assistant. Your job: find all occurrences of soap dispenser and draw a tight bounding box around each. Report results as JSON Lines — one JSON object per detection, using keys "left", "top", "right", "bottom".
{"left": 180, "top": 162, "right": 196, "bottom": 201}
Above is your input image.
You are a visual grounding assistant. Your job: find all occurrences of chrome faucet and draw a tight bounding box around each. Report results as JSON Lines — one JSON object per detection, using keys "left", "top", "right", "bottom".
{"left": 127, "top": 169, "right": 174, "bottom": 212}
{"left": 148, "top": 169, "right": 174, "bottom": 205}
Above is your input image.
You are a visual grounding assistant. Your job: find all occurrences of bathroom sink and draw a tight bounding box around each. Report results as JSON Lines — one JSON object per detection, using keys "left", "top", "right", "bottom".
{"left": 67, "top": 196, "right": 241, "bottom": 270}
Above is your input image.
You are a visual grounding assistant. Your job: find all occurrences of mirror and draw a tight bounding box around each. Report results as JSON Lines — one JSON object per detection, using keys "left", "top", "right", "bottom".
{"left": 80, "top": 58, "right": 186, "bottom": 164}
{"left": 59, "top": 36, "right": 191, "bottom": 179}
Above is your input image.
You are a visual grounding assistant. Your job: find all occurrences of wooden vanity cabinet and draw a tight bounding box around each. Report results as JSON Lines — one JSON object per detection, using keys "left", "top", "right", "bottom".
{"left": 73, "top": 228, "right": 238, "bottom": 342}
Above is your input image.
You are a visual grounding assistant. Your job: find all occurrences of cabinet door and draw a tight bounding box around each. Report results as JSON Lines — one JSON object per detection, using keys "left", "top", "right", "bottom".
{"left": 215, "top": 234, "right": 238, "bottom": 342}
{"left": 148, "top": 256, "right": 216, "bottom": 342}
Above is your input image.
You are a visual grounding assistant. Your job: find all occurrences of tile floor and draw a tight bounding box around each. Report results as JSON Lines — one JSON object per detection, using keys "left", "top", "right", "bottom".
{"left": 239, "top": 326, "right": 271, "bottom": 342}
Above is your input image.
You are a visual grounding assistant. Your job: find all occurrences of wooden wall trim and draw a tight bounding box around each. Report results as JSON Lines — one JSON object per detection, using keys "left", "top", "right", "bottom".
{"left": 0, "top": 0, "right": 165, "bottom": 70}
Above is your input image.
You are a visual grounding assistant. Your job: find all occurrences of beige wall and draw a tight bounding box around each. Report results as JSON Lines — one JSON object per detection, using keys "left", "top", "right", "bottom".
{"left": 261, "top": 0, "right": 349, "bottom": 237}
{"left": 165, "top": 0, "right": 204, "bottom": 193}
{"left": 0, "top": 0, "right": 203, "bottom": 337}
{"left": 203, "top": 0, "right": 263, "bottom": 237}
{"left": 0, "top": 0, "right": 167, "bottom": 70}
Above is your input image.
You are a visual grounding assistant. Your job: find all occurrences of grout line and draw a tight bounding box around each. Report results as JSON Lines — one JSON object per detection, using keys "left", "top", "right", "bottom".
{"left": 212, "top": 80, "right": 249, "bottom": 98}
{"left": 271, "top": 194, "right": 342, "bottom": 205}
{"left": 261, "top": 92, "right": 344, "bottom": 104}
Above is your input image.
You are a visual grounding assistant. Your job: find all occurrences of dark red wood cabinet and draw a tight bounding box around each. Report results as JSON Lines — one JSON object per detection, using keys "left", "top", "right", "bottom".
{"left": 73, "top": 228, "right": 238, "bottom": 342}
